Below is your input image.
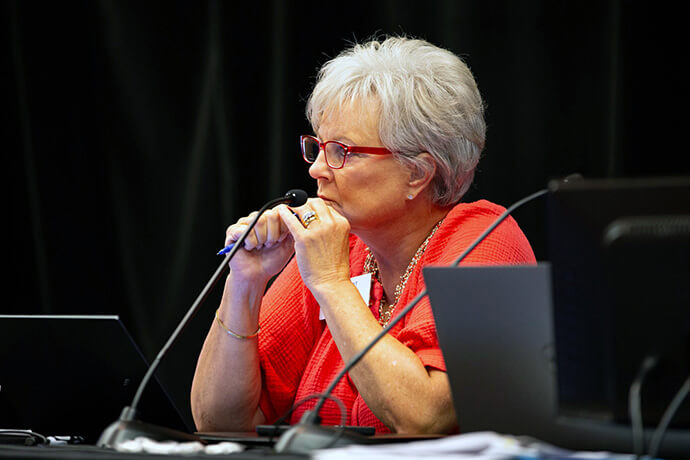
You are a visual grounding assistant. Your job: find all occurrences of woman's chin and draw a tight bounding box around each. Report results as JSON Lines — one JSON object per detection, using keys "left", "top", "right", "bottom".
{"left": 321, "top": 199, "right": 339, "bottom": 211}
{"left": 326, "top": 202, "right": 353, "bottom": 225}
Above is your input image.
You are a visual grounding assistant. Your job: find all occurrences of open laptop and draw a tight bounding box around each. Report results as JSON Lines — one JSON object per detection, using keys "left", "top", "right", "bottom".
{"left": 0, "top": 315, "right": 190, "bottom": 443}
{"left": 423, "top": 264, "right": 690, "bottom": 457}
{"left": 423, "top": 264, "right": 558, "bottom": 440}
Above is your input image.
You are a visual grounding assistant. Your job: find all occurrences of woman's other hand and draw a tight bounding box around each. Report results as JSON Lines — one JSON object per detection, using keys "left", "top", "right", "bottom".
{"left": 224, "top": 208, "right": 295, "bottom": 285}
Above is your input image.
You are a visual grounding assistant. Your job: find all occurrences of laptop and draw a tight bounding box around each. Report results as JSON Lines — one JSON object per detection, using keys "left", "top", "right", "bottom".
{"left": 0, "top": 315, "right": 190, "bottom": 443}
{"left": 423, "top": 264, "right": 558, "bottom": 439}
{"left": 423, "top": 264, "right": 690, "bottom": 457}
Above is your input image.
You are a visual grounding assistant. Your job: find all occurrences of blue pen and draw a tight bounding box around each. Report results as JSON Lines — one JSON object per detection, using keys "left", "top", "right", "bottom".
{"left": 217, "top": 243, "right": 235, "bottom": 256}
{"left": 217, "top": 208, "right": 302, "bottom": 255}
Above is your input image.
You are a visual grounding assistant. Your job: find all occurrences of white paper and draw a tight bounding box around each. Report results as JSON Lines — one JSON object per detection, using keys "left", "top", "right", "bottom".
{"left": 115, "top": 437, "right": 244, "bottom": 455}
{"left": 312, "top": 431, "right": 634, "bottom": 460}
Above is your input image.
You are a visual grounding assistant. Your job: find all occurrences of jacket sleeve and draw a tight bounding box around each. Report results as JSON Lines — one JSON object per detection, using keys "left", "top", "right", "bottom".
{"left": 256, "top": 259, "right": 321, "bottom": 422}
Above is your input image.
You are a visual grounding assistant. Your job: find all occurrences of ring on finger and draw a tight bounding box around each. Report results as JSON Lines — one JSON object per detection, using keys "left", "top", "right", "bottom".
{"left": 301, "top": 210, "right": 319, "bottom": 228}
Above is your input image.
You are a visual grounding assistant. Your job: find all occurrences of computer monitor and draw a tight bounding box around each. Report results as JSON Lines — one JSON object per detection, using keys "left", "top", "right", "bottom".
{"left": 547, "top": 176, "right": 690, "bottom": 429}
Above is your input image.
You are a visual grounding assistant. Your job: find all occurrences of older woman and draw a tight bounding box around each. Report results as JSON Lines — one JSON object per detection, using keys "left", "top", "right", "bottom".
{"left": 191, "top": 36, "right": 535, "bottom": 434}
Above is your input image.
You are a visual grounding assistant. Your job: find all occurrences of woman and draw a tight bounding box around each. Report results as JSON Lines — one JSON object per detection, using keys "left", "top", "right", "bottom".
{"left": 191, "top": 36, "right": 535, "bottom": 434}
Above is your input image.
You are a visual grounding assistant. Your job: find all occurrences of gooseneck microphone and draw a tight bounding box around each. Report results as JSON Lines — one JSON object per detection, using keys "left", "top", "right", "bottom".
{"left": 275, "top": 176, "right": 581, "bottom": 454}
{"left": 98, "top": 189, "right": 308, "bottom": 448}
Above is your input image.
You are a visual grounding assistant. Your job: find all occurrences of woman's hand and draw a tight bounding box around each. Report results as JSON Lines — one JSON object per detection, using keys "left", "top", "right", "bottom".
{"left": 277, "top": 198, "right": 352, "bottom": 292}
{"left": 224, "top": 208, "right": 295, "bottom": 285}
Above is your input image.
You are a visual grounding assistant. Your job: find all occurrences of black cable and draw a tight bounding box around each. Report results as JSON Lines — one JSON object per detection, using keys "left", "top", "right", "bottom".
{"left": 648, "top": 375, "right": 690, "bottom": 460}
{"left": 629, "top": 355, "right": 659, "bottom": 460}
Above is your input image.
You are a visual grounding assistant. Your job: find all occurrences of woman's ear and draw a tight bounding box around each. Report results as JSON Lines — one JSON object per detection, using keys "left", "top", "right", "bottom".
{"left": 406, "top": 153, "right": 436, "bottom": 200}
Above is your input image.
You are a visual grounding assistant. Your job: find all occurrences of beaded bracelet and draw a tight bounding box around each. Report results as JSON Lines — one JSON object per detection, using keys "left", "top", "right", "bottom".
{"left": 215, "top": 308, "right": 260, "bottom": 339}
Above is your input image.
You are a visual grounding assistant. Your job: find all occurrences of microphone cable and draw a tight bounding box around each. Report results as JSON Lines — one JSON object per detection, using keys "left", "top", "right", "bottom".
{"left": 648, "top": 375, "right": 690, "bottom": 459}
{"left": 629, "top": 355, "right": 659, "bottom": 460}
{"left": 267, "top": 394, "right": 347, "bottom": 447}
{"left": 629, "top": 355, "right": 690, "bottom": 460}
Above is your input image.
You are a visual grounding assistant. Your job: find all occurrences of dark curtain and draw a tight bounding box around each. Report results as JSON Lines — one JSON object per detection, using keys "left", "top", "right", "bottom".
{"left": 6, "top": 0, "right": 687, "bottom": 429}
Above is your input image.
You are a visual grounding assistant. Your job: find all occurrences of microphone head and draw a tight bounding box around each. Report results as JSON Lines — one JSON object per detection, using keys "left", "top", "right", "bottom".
{"left": 562, "top": 173, "right": 583, "bottom": 183}
{"left": 548, "top": 173, "right": 584, "bottom": 192}
{"left": 284, "top": 189, "right": 308, "bottom": 206}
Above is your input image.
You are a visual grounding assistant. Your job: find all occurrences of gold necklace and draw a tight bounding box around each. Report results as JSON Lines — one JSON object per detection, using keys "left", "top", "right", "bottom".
{"left": 364, "top": 219, "right": 444, "bottom": 326}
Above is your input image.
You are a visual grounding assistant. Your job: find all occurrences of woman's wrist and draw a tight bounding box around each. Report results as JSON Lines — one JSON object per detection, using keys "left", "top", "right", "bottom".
{"left": 308, "top": 278, "right": 355, "bottom": 299}
{"left": 221, "top": 273, "right": 267, "bottom": 321}
{"left": 226, "top": 270, "right": 270, "bottom": 293}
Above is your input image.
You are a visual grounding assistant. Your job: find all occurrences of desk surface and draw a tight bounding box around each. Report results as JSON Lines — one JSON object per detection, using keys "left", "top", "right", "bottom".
{"left": 198, "top": 431, "right": 444, "bottom": 445}
{"left": 0, "top": 433, "right": 446, "bottom": 459}
{"left": 0, "top": 444, "right": 303, "bottom": 460}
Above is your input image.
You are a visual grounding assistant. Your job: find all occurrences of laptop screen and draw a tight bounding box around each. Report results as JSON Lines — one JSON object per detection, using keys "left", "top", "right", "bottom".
{"left": 0, "top": 315, "right": 189, "bottom": 443}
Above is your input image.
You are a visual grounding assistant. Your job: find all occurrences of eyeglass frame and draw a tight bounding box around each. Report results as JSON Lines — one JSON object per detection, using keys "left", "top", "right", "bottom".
{"left": 300, "top": 135, "right": 392, "bottom": 169}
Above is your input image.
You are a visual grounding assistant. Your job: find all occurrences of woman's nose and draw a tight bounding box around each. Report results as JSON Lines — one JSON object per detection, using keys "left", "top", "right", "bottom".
{"left": 308, "top": 150, "right": 331, "bottom": 179}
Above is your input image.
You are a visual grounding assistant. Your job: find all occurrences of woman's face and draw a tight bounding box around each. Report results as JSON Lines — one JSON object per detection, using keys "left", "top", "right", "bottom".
{"left": 309, "top": 100, "right": 412, "bottom": 233}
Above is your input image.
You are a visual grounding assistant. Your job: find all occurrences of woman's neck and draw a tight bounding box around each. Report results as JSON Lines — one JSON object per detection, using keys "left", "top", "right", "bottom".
{"left": 357, "top": 202, "right": 451, "bottom": 300}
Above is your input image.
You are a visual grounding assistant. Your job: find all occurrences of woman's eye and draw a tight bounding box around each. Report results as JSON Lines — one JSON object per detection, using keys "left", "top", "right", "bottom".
{"left": 328, "top": 145, "right": 346, "bottom": 159}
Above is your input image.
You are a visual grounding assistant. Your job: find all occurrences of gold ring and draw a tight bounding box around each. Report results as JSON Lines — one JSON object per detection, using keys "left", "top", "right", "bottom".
{"left": 301, "top": 210, "right": 318, "bottom": 228}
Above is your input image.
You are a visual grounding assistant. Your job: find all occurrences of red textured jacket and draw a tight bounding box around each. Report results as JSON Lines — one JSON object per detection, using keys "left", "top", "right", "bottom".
{"left": 256, "top": 200, "right": 536, "bottom": 432}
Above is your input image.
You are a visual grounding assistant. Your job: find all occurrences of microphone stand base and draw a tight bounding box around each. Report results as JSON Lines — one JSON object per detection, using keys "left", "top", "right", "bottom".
{"left": 274, "top": 423, "right": 369, "bottom": 454}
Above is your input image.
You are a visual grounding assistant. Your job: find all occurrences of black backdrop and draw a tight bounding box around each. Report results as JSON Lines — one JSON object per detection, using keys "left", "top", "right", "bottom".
{"left": 6, "top": 0, "right": 689, "bottom": 430}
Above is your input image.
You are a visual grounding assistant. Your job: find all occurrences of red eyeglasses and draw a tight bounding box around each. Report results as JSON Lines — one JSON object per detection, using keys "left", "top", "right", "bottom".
{"left": 300, "top": 135, "right": 392, "bottom": 169}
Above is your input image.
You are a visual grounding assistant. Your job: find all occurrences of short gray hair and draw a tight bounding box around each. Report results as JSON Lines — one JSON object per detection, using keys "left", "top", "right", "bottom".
{"left": 306, "top": 36, "right": 486, "bottom": 206}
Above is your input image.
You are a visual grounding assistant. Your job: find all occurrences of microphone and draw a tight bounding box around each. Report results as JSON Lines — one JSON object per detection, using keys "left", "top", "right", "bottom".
{"left": 97, "top": 189, "right": 308, "bottom": 448}
{"left": 274, "top": 177, "right": 580, "bottom": 454}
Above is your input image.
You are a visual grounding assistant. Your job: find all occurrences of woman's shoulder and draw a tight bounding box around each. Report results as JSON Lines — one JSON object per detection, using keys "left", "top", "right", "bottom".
{"left": 439, "top": 199, "right": 510, "bottom": 240}
{"left": 432, "top": 199, "right": 536, "bottom": 265}
{"left": 447, "top": 199, "right": 507, "bottom": 220}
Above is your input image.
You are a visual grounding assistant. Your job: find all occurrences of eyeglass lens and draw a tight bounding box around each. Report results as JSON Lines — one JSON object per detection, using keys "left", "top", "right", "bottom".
{"left": 303, "top": 137, "right": 346, "bottom": 168}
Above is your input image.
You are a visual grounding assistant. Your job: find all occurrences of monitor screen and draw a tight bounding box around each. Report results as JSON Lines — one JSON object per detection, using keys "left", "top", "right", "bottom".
{"left": 547, "top": 176, "right": 690, "bottom": 429}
